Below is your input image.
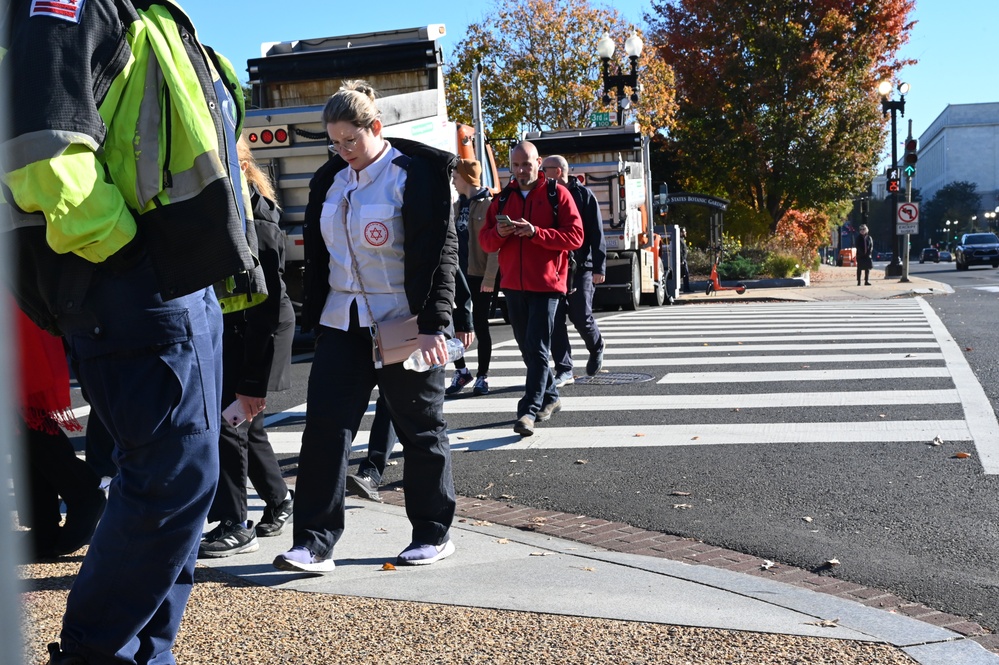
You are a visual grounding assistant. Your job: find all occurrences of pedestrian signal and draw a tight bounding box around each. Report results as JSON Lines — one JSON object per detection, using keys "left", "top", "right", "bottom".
{"left": 887, "top": 178, "right": 900, "bottom": 193}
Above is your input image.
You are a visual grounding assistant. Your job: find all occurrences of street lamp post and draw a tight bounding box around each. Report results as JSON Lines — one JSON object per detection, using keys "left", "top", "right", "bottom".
{"left": 597, "top": 32, "right": 643, "bottom": 126}
{"left": 879, "top": 80, "right": 909, "bottom": 280}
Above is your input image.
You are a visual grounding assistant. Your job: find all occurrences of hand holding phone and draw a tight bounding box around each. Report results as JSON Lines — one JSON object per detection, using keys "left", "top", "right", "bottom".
{"left": 222, "top": 400, "right": 247, "bottom": 428}
{"left": 496, "top": 214, "right": 513, "bottom": 226}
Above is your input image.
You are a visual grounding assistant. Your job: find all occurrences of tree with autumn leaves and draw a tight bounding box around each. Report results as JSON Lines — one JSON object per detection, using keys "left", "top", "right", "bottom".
{"left": 444, "top": 0, "right": 676, "bottom": 158}
{"left": 647, "top": 0, "right": 916, "bottom": 235}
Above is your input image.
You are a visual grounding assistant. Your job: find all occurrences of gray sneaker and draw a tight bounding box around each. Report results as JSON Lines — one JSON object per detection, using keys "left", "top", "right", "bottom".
{"left": 513, "top": 415, "right": 535, "bottom": 437}
{"left": 199, "top": 520, "right": 259, "bottom": 558}
{"left": 536, "top": 399, "right": 562, "bottom": 422}
{"left": 553, "top": 370, "right": 574, "bottom": 388}
{"left": 346, "top": 473, "right": 382, "bottom": 502}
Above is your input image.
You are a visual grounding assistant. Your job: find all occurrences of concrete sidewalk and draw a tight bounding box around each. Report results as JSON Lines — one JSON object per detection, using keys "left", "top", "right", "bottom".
{"left": 190, "top": 493, "right": 998, "bottom": 664}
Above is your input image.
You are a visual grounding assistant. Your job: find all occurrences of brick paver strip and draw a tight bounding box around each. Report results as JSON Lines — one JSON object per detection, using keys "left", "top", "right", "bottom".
{"left": 378, "top": 490, "right": 996, "bottom": 651}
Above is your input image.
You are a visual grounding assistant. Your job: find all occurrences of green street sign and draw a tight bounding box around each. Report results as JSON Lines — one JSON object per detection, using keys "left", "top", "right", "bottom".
{"left": 590, "top": 111, "right": 611, "bottom": 127}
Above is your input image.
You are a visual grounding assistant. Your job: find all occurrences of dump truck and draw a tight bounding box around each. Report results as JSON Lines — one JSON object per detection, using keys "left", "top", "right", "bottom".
{"left": 524, "top": 124, "right": 667, "bottom": 309}
{"left": 242, "top": 25, "right": 499, "bottom": 313}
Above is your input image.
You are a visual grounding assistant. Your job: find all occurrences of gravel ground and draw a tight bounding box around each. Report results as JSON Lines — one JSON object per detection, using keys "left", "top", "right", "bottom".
{"left": 18, "top": 551, "right": 918, "bottom": 665}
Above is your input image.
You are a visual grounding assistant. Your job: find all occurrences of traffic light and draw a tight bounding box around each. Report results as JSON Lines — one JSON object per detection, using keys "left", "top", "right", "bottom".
{"left": 903, "top": 138, "right": 918, "bottom": 177}
{"left": 887, "top": 178, "right": 900, "bottom": 193}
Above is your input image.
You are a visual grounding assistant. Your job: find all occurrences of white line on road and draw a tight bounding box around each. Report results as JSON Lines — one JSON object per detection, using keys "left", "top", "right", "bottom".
{"left": 658, "top": 367, "right": 953, "bottom": 383}
{"left": 481, "top": 353, "right": 943, "bottom": 371}
{"left": 491, "top": 342, "right": 940, "bottom": 357}
{"left": 917, "top": 297, "right": 999, "bottom": 474}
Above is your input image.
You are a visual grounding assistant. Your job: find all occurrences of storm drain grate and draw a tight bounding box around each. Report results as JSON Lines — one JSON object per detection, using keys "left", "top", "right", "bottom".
{"left": 572, "top": 372, "right": 655, "bottom": 386}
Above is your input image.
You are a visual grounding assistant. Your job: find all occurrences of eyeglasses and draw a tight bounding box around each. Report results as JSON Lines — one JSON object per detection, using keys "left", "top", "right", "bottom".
{"left": 328, "top": 133, "right": 363, "bottom": 154}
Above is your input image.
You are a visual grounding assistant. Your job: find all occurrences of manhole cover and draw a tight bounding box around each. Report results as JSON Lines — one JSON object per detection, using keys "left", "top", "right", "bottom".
{"left": 573, "top": 372, "right": 655, "bottom": 386}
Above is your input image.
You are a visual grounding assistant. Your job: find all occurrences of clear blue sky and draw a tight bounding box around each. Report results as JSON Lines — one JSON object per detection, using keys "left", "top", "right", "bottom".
{"left": 181, "top": 0, "right": 998, "bottom": 169}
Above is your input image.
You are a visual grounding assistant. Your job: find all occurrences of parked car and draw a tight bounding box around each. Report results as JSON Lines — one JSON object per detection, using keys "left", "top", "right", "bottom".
{"left": 954, "top": 233, "right": 999, "bottom": 270}
{"left": 919, "top": 248, "right": 939, "bottom": 263}
{"left": 939, "top": 250, "right": 952, "bottom": 262}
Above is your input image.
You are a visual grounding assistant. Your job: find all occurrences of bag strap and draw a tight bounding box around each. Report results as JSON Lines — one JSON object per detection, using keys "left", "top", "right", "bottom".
{"left": 339, "top": 201, "right": 377, "bottom": 335}
{"left": 497, "top": 178, "right": 559, "bottom": 225}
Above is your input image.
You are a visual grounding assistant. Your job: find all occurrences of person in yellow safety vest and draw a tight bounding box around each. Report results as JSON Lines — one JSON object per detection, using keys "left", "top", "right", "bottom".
{"left": 1, "top": 1, "right": 264, "bottom": 663}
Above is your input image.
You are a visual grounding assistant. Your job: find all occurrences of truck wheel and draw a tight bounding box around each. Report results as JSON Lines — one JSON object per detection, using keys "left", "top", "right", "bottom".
{"left": 623, "top": 254, "right": 640, "bottom": 311}
{"left": 641, "top": 258, "right": 667, "bottom": 307}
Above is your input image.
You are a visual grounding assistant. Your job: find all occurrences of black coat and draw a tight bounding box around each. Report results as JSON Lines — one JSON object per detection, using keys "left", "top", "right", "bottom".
{"left": 856, "top": 233, "right": 874, "bottom": 270}
{"left": 222, "top": 186, "right": 295, "bottom": 397}
{"left": 299, "top": 137, "right": 458, "bottom": 335}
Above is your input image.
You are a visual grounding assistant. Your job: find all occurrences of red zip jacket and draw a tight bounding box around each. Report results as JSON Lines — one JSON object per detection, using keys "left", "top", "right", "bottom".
{"left": 479, "top": 172, "right": 584, "bottom": 293}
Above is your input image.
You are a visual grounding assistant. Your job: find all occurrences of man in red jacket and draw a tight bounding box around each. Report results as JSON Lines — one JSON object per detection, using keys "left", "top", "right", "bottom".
{"left": 480, "top": 142, "right": 583, "bottom": 436}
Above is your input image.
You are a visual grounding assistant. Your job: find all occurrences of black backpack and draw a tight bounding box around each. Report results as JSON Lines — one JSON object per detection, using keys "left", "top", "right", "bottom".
{"left": 497, "top": 178, "right": 578, "bottom": 294}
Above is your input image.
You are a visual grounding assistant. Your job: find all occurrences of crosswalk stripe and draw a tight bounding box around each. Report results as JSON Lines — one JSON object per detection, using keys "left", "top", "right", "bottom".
{"left": 596, "top": 333, "right": 937, "bottom": 343}
{"left": 480, "top": 353, "right": 943, "bottom": 371}
{"left": 658, "top": 367, "right": 953, "bottom": 383}
{"left": 438, "top": 390, "right": 958, "bottom": 413}
{"left": 265, "top": 420, "right": 971, "bottom": 455}
{"left": 492, "top": 342, "right": 940, "bottom": 357}
{"left": 598, "top": 325, "right": 931, "bottom": 333}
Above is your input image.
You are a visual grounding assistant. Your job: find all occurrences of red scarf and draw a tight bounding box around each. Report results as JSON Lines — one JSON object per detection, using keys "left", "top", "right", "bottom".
{"left": 15, "top": 304, "right": 81, "bottom": 434}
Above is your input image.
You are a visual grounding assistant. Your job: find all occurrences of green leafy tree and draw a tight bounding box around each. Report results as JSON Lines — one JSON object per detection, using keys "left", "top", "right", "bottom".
{"left": 923, "top": 181, "right": 982, "bottom": 245}
{"left": 445, "top": 0, "right": 676, "bottom": 164}
{"left": 647, "top": 0, "right": 916, "bottom": 232}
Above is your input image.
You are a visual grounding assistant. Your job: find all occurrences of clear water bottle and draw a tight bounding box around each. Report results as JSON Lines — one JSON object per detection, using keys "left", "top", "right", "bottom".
{"left": 403, "top": 338, "right": 465, "bottom": 372}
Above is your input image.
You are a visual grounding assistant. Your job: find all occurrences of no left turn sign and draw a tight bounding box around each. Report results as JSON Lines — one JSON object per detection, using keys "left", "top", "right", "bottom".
{"left": 896, "top": 202, "right": 919, "bottom": 234}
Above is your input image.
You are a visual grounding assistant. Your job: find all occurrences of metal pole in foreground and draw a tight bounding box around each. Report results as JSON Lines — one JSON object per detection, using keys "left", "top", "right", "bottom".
{"left": 885, "top": 106, "right": 901, "bottom": 278}
{"left": 901, "top": 120, "right": 914, "bottom": 283}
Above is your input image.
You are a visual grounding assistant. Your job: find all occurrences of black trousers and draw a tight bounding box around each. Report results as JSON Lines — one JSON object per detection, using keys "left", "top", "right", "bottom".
{"left": 208, "top": 410, "right": 289, "bottom": 524}
{"left": 293, "top": 309, "right": 455, "bottom": 557}
{"left": 551, "top": 270, "right": 602, "bottom": 374}
{"left": 453, "top": 274, "right": 494, "bottom": 377}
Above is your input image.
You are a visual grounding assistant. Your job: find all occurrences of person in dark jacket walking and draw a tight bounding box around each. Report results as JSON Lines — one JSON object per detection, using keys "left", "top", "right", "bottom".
{"left": 274, "top": 80, "right": 458, "bottom": 573}
{"left": 543, "top": 155, "right": 607, "bottom": 385}
{"left": 200, "top": 138, "right": 295, "bottom": 557}
{"left": 856, "top": 224, "right": 874, "bottom": 285}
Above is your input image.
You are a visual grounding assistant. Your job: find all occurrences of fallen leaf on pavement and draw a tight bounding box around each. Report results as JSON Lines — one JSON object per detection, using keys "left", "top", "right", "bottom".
{"left": 673, "top": 503, "right": 694, "bottom": 510}
{"left": 530, "top": 516, "right": 547, "bottom": 523}
{"left": 878, "top": 414, "right": 886, "bottom": 418}
{"left": 375, "top": 527, "right": 389, "bottom": 533}
{"left": 761, "top": 560, "right": 776, "bottom": 570}
{"left": 931, "top": 436, "right": 944, "bottom": 446}
{"left": 497, "top": 538, "right": 510, "bottom": 544}
{"left": 575, "top": 459, "right": 588, "bottom": 465}
{"left": 953, "top": 452, "right": 972, "bottom": 459}
{"left": 499, "top": 494, "right": 516, "bottom": 499}
{"left": 381, "top": 563, "right": 396, "bottom": 571}
{"left": 802, "top": 516, "right": 813, "bottom": 523}
{"left": 634, "top": 433, "right": 646, "bottom": 437}
{"left": 578, "top": 566, "right": 596, "bottom": 572}
{"left": 732, "top": 408, "right": 741, "bottom": 412}
{"left": 475, "top": 494, "right": 488, "bottom": 500}
{"left": 691, "top": 436, "right": 700, "bottom": 440}
{"left": 471, "top": 520, "right": 493, "bottom": 527}
{"left": 509, "top": 459, "right": 517, "bottom": 463}
{"left": 826, "top": 558, "right": 841, "bottom": 566}
{"left": 806, "top": 618, "right": 840, "bottom": 628}
{"left": 966, "top": 347, "right": 973, "bottom": 351}
{"left": 529, "top": 552, "right": 552, "bottom": 557}
{"left": 670, "top": 491, "right": 692, "bottom": 496}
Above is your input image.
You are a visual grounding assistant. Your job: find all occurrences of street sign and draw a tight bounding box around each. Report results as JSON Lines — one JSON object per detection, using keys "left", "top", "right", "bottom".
{"left": 590, "top": 111, "right": 611, "bottom": 127}
{"left": 896, "top": 201, "right": 919, "bottom": 235}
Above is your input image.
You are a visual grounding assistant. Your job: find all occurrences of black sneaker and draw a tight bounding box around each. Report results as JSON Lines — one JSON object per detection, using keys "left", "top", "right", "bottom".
{"left": 586, "top": 345, "right": 604, "bottom": 376}
{"left": 199, "top": 520, "right": 259, "bottom": 558}
{"left": 256, "top": 490, "right": 294, "bottom": 537}
{"left": 47, "top": 643, "right": 88, "bottom": 665}
{"left": 346, "top": 473, "right": 382, "bottom": 502}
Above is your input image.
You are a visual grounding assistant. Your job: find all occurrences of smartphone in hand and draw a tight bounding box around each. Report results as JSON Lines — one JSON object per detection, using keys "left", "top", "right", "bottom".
{"left": 496, "top": 214, "right": 514, "bottom": 226}
{"left": 222, "top": 400, "right": 247, "bottom": 428}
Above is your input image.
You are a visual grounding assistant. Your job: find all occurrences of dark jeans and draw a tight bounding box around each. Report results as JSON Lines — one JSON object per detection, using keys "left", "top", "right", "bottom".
{"left": 294, "top": 314, "right": 455, "bottom": 558}
{"left": 503, "top": 290, "right": 559, "bottom": 418}
{"left": 209, "top": 410, "right": 289, "bottom": 524}
{"left": 358, "top": 395, "right": 397, "bottom": 484}
{"left": 551, "top": 270, "right": 603, "bottom": 374}
{"left": 453, "top": 274, "right": 494, "bottom": 377}
{"left": 60, "top": 256, "right": 221, "bottom": 665}
{"left": 83, "top": 410, "right": 117, "bottom": 479}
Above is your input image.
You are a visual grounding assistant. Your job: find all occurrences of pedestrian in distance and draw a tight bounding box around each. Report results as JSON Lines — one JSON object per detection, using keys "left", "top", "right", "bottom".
{"left": 200, "top": 137, "right": 296, "bottom": 558}
{"left": 480, "top": 141, "right": 583, "bottom": 437}
{"left": 446, "top": 158, "right": 498, "bottom": 396}
{"left": 542, "top": 155, "right": 607, "bottom": 386}
{"left": 856, "top": 224, "right": 874, "bottom": 286}
{"left": 680, "top": 227, "right": 692, "bottom": 293}
{"left": 277, "top": 80, "right": 458, "bottom": 573}
{"left": 1, "top": 1, "right": 258, "bottom": 662}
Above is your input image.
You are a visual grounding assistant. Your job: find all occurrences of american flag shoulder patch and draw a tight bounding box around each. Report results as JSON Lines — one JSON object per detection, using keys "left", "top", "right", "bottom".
{"left": 30, "top": 0, "right": 86, "bottom": 23}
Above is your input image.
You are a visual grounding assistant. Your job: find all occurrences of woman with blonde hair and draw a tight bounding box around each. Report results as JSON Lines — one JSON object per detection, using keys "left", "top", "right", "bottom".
{"left": 273, "top": 81, "right": 458, "bottom": 572}
{"left": 199, "top": 136, "right": 296, "bottom": 557}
